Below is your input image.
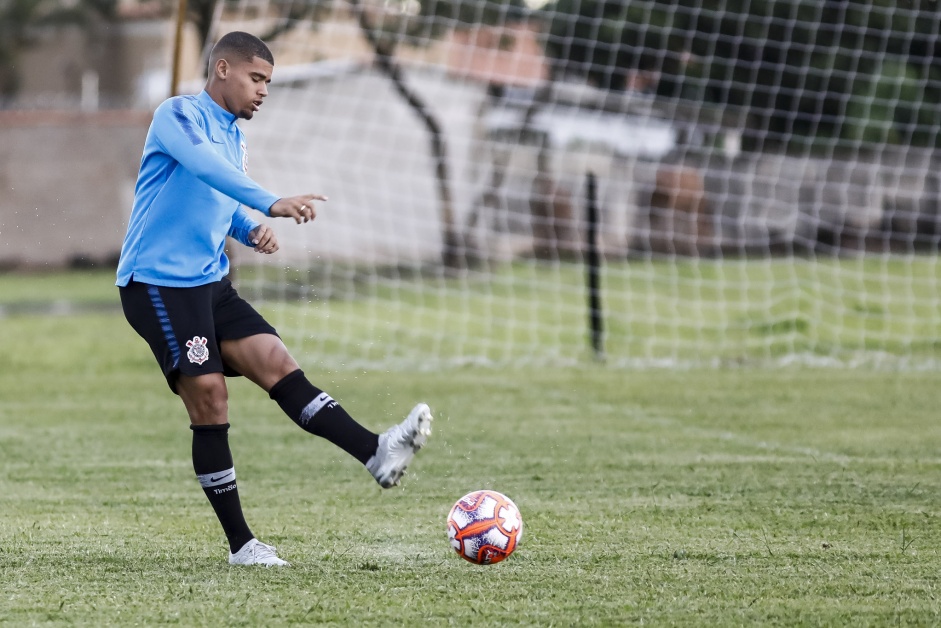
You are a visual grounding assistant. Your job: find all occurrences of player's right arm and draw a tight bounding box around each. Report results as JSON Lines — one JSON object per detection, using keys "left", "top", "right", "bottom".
{"left": 269, "top": 194, "right": 328, "bottom": 224}
{"left": 151, "top": 97, "right": 280, "bottom": 214}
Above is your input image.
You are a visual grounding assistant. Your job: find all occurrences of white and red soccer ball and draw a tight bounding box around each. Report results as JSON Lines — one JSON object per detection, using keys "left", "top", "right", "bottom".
{"left": 447, "top": 490, "right": 523, "bottom": 565}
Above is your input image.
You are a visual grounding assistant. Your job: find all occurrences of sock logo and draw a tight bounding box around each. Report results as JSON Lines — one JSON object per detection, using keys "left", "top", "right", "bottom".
{"left": 299, "top": 392, "right": 336, "bottom": 425}
{"left": 197, "top": 467, "right": 236, "bottom": 488}
{"left": 186, "top": 336, "right": 210, "bottom": 365}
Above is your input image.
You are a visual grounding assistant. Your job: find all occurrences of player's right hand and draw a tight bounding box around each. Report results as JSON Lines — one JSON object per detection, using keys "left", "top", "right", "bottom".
{"left": 249, "top": 224, "right": 278, "bottom": 254}
{"left": 270, "top": 194, "right": 327, "bottom": 224}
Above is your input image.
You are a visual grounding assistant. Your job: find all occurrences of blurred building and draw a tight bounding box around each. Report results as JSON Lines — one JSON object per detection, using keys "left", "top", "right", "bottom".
{"left": 5, "top": 4, "right": 179, "bottom": 111}
{"left": 0, "top": 2, "right": 183, "bottom": 269}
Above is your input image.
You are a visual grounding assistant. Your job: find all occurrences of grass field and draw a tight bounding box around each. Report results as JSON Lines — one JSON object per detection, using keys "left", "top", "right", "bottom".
{"left": 237, "top": 255, "right": 941, "bottom": 369}
{"left": 2, "top": 270, "right": 941, "bottom": 625}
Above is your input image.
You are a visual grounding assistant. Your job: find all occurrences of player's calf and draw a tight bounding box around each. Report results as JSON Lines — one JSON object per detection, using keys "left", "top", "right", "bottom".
{"left": 269, "top": 369, "right": 379, "bottom": 463}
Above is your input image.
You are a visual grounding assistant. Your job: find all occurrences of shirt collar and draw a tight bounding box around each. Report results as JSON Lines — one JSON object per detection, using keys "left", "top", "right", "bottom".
{"left": 197, "top": 90, "right": 238, "bottom": 126}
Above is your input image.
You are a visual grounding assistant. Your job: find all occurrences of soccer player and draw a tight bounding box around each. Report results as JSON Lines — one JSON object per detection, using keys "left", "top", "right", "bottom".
{"left": 115, "top": 31, "right": 432, "bottom": 567}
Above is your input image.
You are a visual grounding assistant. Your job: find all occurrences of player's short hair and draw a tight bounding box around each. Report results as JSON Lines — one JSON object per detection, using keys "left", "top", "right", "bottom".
{"left": 210, "top": 31, "right": 274, "bottom": 66}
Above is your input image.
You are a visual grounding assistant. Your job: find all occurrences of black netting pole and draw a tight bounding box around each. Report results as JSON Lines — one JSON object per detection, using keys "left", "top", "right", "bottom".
{"left": 585, "top": 172, "right": 605, "bottom": 361}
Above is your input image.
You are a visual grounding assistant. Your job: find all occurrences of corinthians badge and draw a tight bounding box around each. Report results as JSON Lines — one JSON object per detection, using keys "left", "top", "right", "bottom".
{"left": 186, "top": 336, "right": 210, "bottom": 365}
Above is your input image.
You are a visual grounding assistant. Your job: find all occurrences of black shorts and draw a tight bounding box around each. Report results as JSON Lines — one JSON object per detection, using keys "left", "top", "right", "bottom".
{"left": 119, "top": 277, "right": 278, "bottom": 393}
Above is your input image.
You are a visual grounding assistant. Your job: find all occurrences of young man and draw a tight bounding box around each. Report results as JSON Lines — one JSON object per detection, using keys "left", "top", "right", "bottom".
{"left": 116, "top": 31, "right": 432, "bottom": 567}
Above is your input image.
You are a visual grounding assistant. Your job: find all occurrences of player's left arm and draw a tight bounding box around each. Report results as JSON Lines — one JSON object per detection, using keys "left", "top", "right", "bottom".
{"left": 248, "top": 223, "right": 278, "bottom": 254}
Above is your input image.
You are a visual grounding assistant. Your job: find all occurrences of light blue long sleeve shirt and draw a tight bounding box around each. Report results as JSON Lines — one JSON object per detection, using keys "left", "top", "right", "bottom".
{"left": 116, "top": 90, "right": 280, "bottom": 287}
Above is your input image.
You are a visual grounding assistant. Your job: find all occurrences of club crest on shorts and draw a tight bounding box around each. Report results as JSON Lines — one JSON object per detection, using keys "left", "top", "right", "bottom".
{"left": 186, "top": 336, "right": 210, "bottom": 365}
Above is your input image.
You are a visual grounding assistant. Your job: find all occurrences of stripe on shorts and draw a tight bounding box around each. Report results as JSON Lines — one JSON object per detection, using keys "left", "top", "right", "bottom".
{"left": 147, "top": 285, "right": 181, "bottom": 368}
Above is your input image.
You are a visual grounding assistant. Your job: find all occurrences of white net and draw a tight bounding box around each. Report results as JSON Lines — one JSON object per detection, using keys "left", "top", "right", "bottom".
{"left": 203, "top": 0, "right": 941, "bottom": 369}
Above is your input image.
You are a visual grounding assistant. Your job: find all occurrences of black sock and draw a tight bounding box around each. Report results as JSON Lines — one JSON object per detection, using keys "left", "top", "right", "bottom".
{"left": 191, "top": 423, "right": 254, "bottom": 554}
{"left": 269, "top": 369, "right": 380, "bottom": 465}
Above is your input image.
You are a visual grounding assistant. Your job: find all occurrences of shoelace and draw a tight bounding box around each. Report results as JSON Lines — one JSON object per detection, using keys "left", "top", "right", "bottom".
{"left": 252, "top": 542, "right": 278, "bottom": 560}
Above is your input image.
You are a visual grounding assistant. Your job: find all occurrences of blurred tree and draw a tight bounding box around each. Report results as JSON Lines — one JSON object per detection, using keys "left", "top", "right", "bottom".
{"left": 0, "top": 0, "right": 117, "bottom": 99}
{"left": 348, "top": 0, "right": 529, "bottom": 269}
{"left": 182, "top": 0, "right": 334, "bottom": 75}
{"left": 541, "top": 0, "right": 664, "bottom": 90}
{"left": 185, "top": 0, "right": 218, "bottom": 60}
{"left": 540, "top": 0, "right": 941, "bottom": 151}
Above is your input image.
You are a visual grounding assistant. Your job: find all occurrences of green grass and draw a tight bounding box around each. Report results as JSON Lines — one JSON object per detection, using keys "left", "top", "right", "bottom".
{"left": 0, "top": 268, "right": 119, "bottom": 305}
{"left": 237, "top": 255, "right": 941, "bottom": 368}
{"left": 5, "top": 256, "right": 941, "bottom": 367}
{"left": 1, "top": 270, "right": 941, "bottom": 624}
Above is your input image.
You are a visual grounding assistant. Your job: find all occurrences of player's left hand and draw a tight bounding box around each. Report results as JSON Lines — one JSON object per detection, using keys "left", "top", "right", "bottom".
{"left": 250, "top": 224, "right": 279, "bottom": 254}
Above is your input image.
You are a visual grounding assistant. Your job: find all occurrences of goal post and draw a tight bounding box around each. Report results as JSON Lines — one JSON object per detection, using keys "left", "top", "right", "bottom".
{"left": 196, "top": 0, "right": 941, "bottom": 369}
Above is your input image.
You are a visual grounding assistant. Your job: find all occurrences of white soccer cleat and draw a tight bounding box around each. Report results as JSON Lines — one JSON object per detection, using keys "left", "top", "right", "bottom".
{"left": 366, "top": 403, "right": 433, "bottom": 488}
{"left": 228, "top": 538, "right": 290, "bottom": 567}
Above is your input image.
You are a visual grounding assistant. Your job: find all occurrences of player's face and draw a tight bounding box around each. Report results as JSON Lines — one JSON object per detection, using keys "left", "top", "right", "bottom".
{"left": 221, "top": 56, "right": 273, "bottom": 120}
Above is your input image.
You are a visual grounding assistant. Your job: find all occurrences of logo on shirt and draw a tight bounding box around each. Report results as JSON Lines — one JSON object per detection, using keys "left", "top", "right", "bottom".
{"left": 241, "top": 141, "right": 249, "bottom": 173}
{"left": 186, "top": 336, "right": 210, "bottom": 365}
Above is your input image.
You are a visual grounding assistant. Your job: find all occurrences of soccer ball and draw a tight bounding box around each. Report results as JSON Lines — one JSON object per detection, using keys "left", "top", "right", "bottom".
{"left": 447, "top": 490, "right": 523, "bottom": 565}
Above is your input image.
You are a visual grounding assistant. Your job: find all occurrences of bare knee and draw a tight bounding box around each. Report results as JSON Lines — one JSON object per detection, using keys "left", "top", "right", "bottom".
{"left": 267, "top": 349, "right": 300, "bottom": 386}
{"left": 221, "top": 335, "right": 300, "bottom": 391}
{"left": 177, "top": 374, "right": 229, "bottom": 424}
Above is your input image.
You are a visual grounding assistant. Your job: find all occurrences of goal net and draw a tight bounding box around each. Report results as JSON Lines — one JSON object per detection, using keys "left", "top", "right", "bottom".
{"left": 199, "top": 0, "right": 941, "bottom": 369}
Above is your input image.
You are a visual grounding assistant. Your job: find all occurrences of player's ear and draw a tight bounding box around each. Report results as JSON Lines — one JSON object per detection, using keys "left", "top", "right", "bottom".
{"left": 214, "top": 58, "right": 229, "bottom": 80}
